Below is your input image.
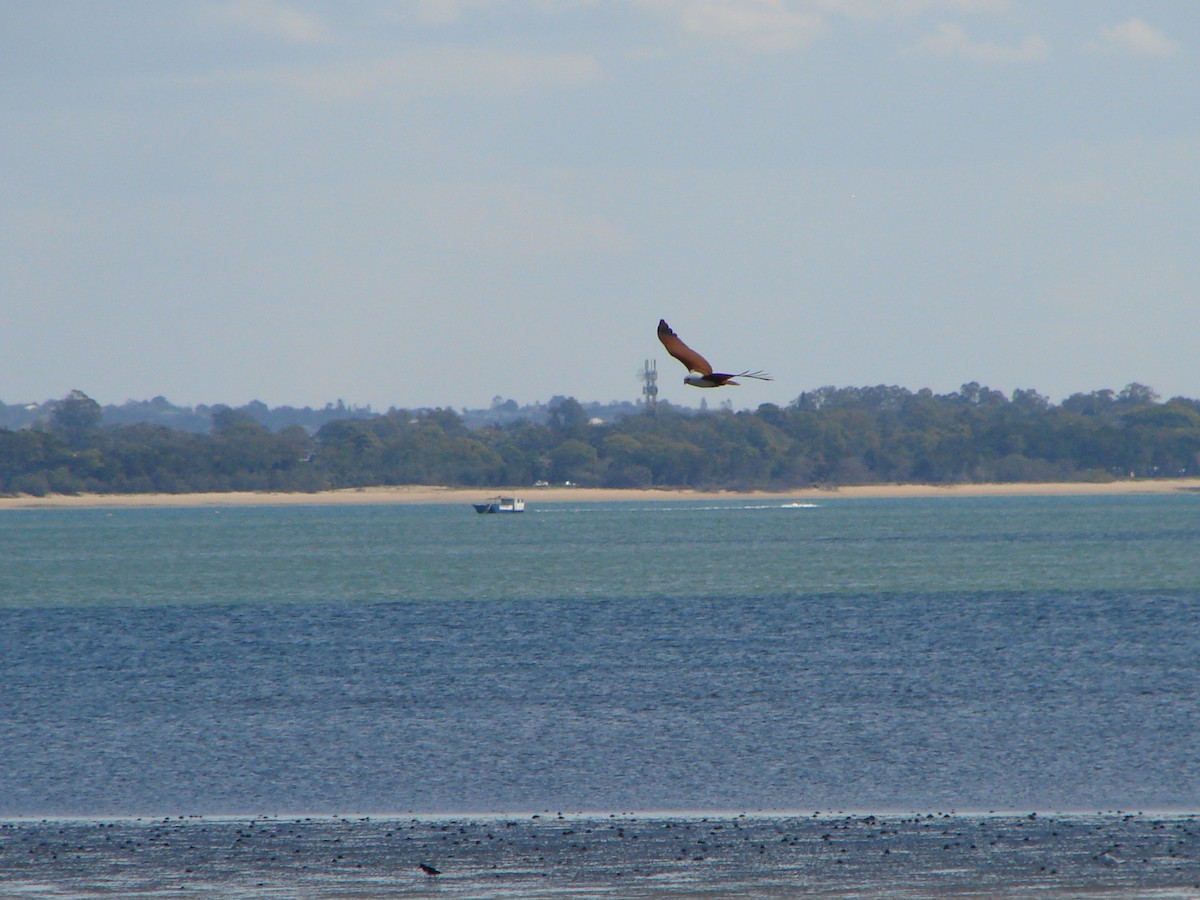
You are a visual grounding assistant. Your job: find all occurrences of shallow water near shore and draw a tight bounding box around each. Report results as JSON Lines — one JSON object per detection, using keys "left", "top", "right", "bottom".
{"left": 2, "top": 495, "right": 1198, "bottom": 894}
{"left": 3, "top": 812, "right": 1199, "bottom": 898}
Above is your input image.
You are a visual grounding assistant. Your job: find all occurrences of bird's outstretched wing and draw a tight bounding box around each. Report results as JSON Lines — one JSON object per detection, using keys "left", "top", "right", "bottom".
{"left": 657, "top": 319, "right": 713, "bottom": 375}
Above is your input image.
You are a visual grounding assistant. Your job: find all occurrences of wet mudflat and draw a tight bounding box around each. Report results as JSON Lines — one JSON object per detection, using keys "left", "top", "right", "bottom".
{"left": 2, "top": 812, "right": 1197, "bottom": 898}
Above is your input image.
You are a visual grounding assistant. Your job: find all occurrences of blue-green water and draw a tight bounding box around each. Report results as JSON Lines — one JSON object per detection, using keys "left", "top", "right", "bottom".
{"left": 5, "top": 495, "right": 1200, "bottom": 607}
{"left": 1, "top": 494, "right": 1198, "bottom": 820}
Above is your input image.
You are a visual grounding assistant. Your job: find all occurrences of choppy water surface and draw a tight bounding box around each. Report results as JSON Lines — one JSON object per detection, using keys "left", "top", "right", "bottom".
{"left": 2, "top": 494, "right": 1198, "bottom": 895}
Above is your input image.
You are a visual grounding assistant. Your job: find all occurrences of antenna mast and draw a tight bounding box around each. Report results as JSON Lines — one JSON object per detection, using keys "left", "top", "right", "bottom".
{"left": 641, "top": 358, "right": 658, "bottom": 412}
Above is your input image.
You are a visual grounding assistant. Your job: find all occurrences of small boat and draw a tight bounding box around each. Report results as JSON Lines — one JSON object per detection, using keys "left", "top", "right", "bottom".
{"left": 473, "top": 496, "right": 525, "bottom": 514}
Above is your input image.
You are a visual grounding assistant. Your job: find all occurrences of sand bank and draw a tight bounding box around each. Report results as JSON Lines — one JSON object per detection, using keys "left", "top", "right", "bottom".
{"left": 1, "top": 478, "right": 1198, "bottom": 510}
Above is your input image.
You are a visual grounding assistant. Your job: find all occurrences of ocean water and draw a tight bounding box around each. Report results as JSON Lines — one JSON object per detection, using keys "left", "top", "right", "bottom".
{"left": 2, "top": 493, "right": 1199, "bottom": 896}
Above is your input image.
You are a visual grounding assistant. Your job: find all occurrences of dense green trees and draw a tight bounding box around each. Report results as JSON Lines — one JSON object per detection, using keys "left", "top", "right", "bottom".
{"left": 2, "top": 384, "right": 1199, "bottom": 495}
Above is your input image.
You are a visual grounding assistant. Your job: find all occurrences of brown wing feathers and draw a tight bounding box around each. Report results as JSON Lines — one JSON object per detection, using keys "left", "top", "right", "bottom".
{"left": 657, "top": 319, "right": 713, "bottom": 375}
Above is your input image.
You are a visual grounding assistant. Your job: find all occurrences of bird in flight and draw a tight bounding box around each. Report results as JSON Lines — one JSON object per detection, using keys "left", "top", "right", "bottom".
{"left": 657, "top": 319, "right": 772, "bottom": 388}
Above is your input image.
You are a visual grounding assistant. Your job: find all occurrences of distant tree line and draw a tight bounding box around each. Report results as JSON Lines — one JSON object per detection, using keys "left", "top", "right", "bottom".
{"left": 0, "top": 395, "right": 377, "bottom": 434}
{"left": 0, "top": 393, "right": 640, "bottom": 434}
{"left": 2, "top": 384, "right": 1199, "bottom": 496}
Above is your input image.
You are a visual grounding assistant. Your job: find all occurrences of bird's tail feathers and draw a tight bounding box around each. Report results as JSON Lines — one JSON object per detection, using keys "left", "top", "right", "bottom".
{"left": 735, "top": 370, "right": 772, "bottom": 381}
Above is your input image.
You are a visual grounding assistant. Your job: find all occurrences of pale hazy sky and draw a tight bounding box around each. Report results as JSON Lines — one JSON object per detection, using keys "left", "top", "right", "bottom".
{"left": 3, "top": 1, "right": 1197, "bottom": 411}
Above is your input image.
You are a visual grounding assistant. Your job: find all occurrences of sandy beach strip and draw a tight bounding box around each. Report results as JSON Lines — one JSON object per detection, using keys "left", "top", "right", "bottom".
{"left": 1, "top": 478, "right": 1198, "bottom": 510}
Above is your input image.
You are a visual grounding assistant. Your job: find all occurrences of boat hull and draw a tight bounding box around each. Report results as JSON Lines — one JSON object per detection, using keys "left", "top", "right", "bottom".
{"left": 473, "top": 497, "right": 525, "bottom": 514}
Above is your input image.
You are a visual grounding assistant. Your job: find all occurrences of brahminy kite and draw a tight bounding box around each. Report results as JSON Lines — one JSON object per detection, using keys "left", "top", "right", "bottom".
{"left": 657, "top": 319, "right": 772, "bottom": 388}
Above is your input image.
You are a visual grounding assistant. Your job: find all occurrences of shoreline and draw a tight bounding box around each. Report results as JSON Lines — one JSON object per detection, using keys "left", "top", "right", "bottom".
{"left": 4, "top": 806, "right": 1196, "bottom": 823}
{"left": 2, "top": 811, "right": 1195, "bottom": 898}
{"left": 2, "top": 477, "right": 1199, "bottom": 510}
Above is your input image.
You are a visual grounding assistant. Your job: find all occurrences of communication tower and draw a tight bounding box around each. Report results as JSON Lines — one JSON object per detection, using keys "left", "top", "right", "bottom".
{"left": 640, "top": 358, "right": 658, "bottom": 411}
